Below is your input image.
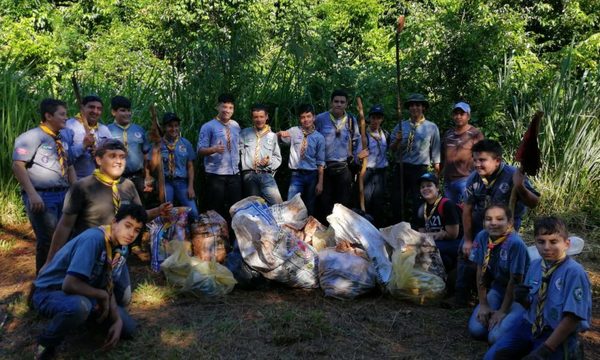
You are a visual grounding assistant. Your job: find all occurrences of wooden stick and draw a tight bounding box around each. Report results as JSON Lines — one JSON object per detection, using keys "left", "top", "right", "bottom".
{"left": 356, "top": 97, "right": 368, "bottom": 212}
{"left": 71, "top": 74, "right": 91, "bottom": 133}
{"left": 150, "top": 105, "right": 166, "bottom": 203}
{"left": 395, "top": 15, "right": 406, "bottom": 220}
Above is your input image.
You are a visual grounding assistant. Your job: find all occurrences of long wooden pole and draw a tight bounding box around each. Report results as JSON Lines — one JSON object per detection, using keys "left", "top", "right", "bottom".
{"left": 356, "top": 97, "right": 368, "bottom": 212}
{"left": 150, "top": 105, "right": 166, "bottom": 203}
{"left": 395, "top": 15, "right": 406, "bottom": 220}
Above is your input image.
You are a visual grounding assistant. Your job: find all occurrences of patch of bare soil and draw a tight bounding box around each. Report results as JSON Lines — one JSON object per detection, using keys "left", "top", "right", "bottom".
{"left": 1, "top": 223, "right": 598, "bottom": 359}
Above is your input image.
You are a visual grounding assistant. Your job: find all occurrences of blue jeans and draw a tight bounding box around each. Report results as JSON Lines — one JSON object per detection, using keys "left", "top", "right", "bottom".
{"left": 165, "top": 178, "right": 199, "bottom": 221}
{"left": 485, "top": 318, "right": 582, "bottom": 360}
{"left": 288, "top": 170, "right": 318, "bottom": 215}
{"left": 468, "top": 286, "right": 526, "bottom": 343}
{"left": 23, "top": 190, "right": 67, "bottom": 273}
{"left": 33, "top": 287, "right": 137, "bottom": 348}
{"left": 444, "top": 177, "right": 468, "bottom": 204}
{"left": 242, "top": 171, "right": 283, "bottom": 205}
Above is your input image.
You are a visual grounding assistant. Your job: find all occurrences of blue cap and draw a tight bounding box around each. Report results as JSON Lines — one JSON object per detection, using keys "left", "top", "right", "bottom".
{"left": 418, "top": 172, "right": 439, "bottom": 186}
{"left": 369, "top": 104, "right": 385, "bottom": 115}
{"left": 453, "top": 102, "right": 471, "bottom": 113}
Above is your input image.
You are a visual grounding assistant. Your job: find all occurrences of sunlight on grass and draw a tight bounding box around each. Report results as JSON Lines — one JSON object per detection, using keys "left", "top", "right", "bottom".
{"left": 159, "top": 327, "right": 196, "bottom": 348}
{"left": 132, "top": 280, "right": 176, "bottom": 307}
{"left": 7, "top": 295, "right": 29, "bottom": 318}
{"left": 0, "top": 238, "right": 17, "bottom": 254}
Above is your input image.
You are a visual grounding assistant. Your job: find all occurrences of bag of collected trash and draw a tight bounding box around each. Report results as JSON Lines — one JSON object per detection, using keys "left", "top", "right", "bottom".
{"left": 387, "top": 248, "right": 445, "bottom": 304}
{"left": 191, "top": 210, "right": 228, "bottom": 263}
{"left": 318, "top": 242, "right": 378, "bottom": 299}
{"left": 161, "top": 241, "right": 236, "bottom": 297}
{"left": 327, "top": 204, "right": 392, "bottom": 284}
{"left": 231, "top": 196, "right": 319, "bottom": 288}
{"left": 147, "top": 207, "right": 190, "bottom": 272}
{"left": 269, "top": 193, "right": 308, "bottom": 229}
{"left": 281, "top": 216, "right": 326, "bottom": 246}
{"left": 224, "top": 243, "right": 270, "bottom": 290}
{"left": 380, "top": 222, "right": 446, "bottom": 281}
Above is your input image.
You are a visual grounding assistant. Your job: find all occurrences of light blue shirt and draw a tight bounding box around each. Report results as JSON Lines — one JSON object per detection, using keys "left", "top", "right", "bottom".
{"left": 524, "top": 257, "right": 591, "bottom": 332}
{"left": 390, "top": 119, "right": 440, "bottom": 165}
{"left": 159, "top": 137, "right": 196, "bottom": 179}
{"left": 280, "top": 126, "right": 325, "bottom": 170}
{"left": 239, "top": 127, "right": 282, "bottom": 172}
{"left": 315, "top": 111, "right": 360, "bottom": 162}
{"left": 108, "top": 122, "right": 150, "bottom": 174}
{"left": 197, "top": 118, "right": 241, "bottom": 175}
{"left": 13, "top": 127, "right": 71, "bottom": 189}
{"left": 354, "top": 129, "right": 389, "bottom": 169}
{"left": 66, "top": 118, "right": 112, "bottom": 179}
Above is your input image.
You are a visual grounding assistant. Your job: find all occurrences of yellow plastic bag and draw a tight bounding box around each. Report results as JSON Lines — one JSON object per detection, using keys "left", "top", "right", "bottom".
{"left": 161, "top": 241, "right": 237, "bottom": 297}
{"left": 387, "top": 248, "right": 445, "bottom": 305}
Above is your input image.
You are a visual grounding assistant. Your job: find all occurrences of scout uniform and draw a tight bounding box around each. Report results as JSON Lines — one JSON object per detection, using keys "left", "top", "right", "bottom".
{"left": 239, "top": 125, "right": 283, "bottom": 205}
{"left": 13, "top": 126, "right": 72, "bottom": 271}
{"left": 66, "top": 115, "right": 112, "bottom": 178}
{"left": 159, "top": 135, "right": 198, "bottom": 220}
{"left": 108, "top": 122, "right": 150, "bottom": 195}
{"left": 280, "top": 125, "right": 325, "bottom": 215}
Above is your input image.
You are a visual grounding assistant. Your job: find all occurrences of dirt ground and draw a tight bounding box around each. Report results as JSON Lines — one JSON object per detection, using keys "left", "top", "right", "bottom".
{"left": 1, "top": 223, "right": 599, "bottom": 359}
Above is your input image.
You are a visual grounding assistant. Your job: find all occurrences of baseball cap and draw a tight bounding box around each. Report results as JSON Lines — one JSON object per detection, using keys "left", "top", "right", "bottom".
{"left": 453, "top": 102, "right": 471, "bottom": 113}
{"left": 418, "top": 172, "right": 439, "bottom": 186}
{"left": 369, "top": 104, "right": 385, "bottom": 116}
{"left": 162, "top": 112, "right": 181, "bottom": 125}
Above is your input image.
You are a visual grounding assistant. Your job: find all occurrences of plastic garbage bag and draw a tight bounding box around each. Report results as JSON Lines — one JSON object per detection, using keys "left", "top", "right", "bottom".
{"left": 231, "top": 196, "right": 319, "bottom": 288}
{"left": 387, "top": 248, "right": 445, "bottom": 305}
{"left": 147, "top": 207, "right": 190, "bottom": 272}
{"left": 269, "top": 193, "right": 308, "bottom": 229}
{"left": 327, "top": 204, "right": 392, "bottom": 284}
{"left": 380, "top": 222, "right": 446, "bottom": 281}
{"left": 161, "top": 241, "right": 236, "bottom": 297}
{"left": 191, "top": 210, "right": 228, "bottom": 263}
{"left": 318, "top": 245, "right": 378, "bottom": 299}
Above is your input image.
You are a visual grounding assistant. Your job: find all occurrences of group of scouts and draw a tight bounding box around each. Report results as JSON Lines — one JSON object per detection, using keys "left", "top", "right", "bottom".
{"left": 12, "top": 90, "right": 591, "bottom": 360}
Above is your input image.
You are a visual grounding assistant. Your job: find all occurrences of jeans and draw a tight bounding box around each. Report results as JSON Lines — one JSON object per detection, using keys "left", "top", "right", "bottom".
{"left": 363, "top": 168, "right": 386, "bottom": 227}
{"left": 468, "top": 286, "right": 526, "bottom": 343}
{"left": 23, "top": 190, "right": 67, "bottom": 273}
{"left": 242, "top": 171, "right": 283, "bottom": 205}
{"left": 33, "top": 287, "right": 137, "bottom": 348}
{"left": 288, "top": 170, "right": 318, "bottom": 216}
{"left": 443, "top": 177, "right": 468, "bottom": 204}
{"left": 165, "top": 178, "right": 199, "bottom": 221}
{"left": 205, "top": 173, "right": 242, "bottom": 223}
{"left": 486, "top": 318, "right": 583, "bottom": 360}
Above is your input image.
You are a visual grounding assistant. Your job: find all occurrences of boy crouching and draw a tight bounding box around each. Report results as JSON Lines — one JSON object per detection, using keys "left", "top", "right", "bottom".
{"left": 32, "top": 204, "right": 147, "bottom": 359}
{"left": 487, "top": 216, "right": 591, "bottom": 360}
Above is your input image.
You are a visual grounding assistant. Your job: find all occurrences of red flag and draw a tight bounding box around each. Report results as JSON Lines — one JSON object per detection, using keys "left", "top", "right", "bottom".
{"left": 515, "top": 111, "right": 543, "bottom": 176}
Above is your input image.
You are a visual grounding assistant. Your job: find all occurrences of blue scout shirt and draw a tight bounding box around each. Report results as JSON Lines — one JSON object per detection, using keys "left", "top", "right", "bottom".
{"left": 280, "top": 126, "right": 325, "bottom": 170}
{"left": 390, "top": 119, "right": 440, "bottom": 165}
{"left": 465, "top": 163, "right": 540, "bottom": 235}
{"left": 314, "top": 111, "right": 360, "bottom": 162}
{"left": 12, "top": 127, "right": 71, "bottom": 189}
{"left": 239, "top": 127, "right": 282, "bottom": 172}
{"left": 524, "top": 257, "right": 591, "bottom": 332}
{"left": 34, "top": 227, "right": 127, "bottom": 290}
{"left": 354, "top": 129, "right": 389, "bottom": 169}
{"left": 107, "top": 122, "right": 150, "bottom": 174}
{"left": 471, "top": 230, "right": 529, "bottom": 288}
{"left": 159, "top": 137, "right": 196, "bottom": 179}
{"left": 197, "top": 118, "right": 241, "bottom": 175}
{"left": 66, "top": 117, "right": 112, "bottom": 179}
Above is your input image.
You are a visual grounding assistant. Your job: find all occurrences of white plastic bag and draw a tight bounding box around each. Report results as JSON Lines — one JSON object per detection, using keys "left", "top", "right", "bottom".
{"left": 318, "top": 248, "right": 377, "bottom": 299}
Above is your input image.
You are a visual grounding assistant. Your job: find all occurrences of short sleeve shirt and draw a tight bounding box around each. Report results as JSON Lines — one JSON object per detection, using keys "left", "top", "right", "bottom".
{"left": 34, "top": 227, "right": 127, "bottom": 290}
{"left": 442, "top": 126, "right": 483, "bottom": 181}
{"left": 415, "top": 198, "right": 462, "bottom": 240}
{"left": 12, "top": 127, "right": 71, "bottom": 189}
{"left": 197, "top": 119, "right": 241, "bottom": 175}
{"left": 66, "top": 118, "right": 113, "bottom": 178}
{"left": 390, "top": 119, "right": 441, "bottom": 165}
{"left": 62, "top": 175, "right": 141, "bottom": 237}
{"left": 159, "top": 137, "right": 196, "bottom": 178}
{"left": 314, "top": 111, "right": 360, "bottom": 162}
{"left": 471, "top": 230, "right": 529, "bottom": 288}
{"left": 108, "top": 122, "right": 150, "bottom": 174}
{"left": 524, "top": 257, "right": 591, "bottom": 332}
{"left": 281, "top": 126, "right": 325, "bottom": 170}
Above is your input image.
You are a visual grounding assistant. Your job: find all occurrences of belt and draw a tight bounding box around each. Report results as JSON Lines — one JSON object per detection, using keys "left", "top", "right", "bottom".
{"left": 33, "top": 187, "right": 68, "bottom": 192}
{"left": 242, "top": 169, "right": 273, "bottom": 175}
{"left": 326, "top": 161, "right": 348, "bottom": 170}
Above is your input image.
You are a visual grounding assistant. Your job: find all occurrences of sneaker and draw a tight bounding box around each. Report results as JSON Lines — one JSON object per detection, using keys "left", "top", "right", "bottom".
{"left": 34, "top": 344, "right": 55, "bottom": 360}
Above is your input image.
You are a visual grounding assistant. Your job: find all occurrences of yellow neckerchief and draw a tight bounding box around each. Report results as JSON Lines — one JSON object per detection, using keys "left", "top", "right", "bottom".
{"left": 423, "top": 196, "right": 442, "bottom": 231}
{"left": 76, "top": 113, "right": 99, "bottom": 131}
{"left": 406, "top": 115, "right": 425, "bottom": 152}
{"left": 93, "top": 169, "right": 120, "bottom": 214}
{"left": 163, "top": 136, "right": 179, "bottom": 177}
{"left": 479, "top": 228, "right": 512, "bottom": 284}
{"left": 100, "top": 225, "right": 114, "bottom": 301}
{"left": 253, "top": 125, "right": 271, "bottom": 170}
{"left": 113, "top": 121, "right": 131, "bottom": 151}
{"left": 39, "top": 123, "right": 67, "bottom": 177}
{"left": 481, "top": 164, "right": 505, "bottom": 189}
{"left": 532, "top": 254, "right": 568, "bottom": 337}
{"left": 216, "top": 117, "right": 232, "bottom": 151}
{"left": 300, "top": 125, "right": 315, "bottom": 159}
{"left": 329, "top": 111, "right": 348, "bottom": 135}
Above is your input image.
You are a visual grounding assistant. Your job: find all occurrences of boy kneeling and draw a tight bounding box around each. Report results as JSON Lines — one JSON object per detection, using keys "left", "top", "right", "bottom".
{"left": 486, "top": 217, "right": 591, "bottom": 360}
{"left": 33, "top": 204, "right": 147, "bottom": 359}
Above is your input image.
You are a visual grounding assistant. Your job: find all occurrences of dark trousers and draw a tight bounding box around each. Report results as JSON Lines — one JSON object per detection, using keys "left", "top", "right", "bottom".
{"left": 318, "top": 162, "right": 353, "bottom": 223}
{"left": 455, "top": 239, "right": 477, "bottom": 305}
{"left": 205, "top": 173, "right": 242, "bottom": 224}
{"left": 392, "top": 163, "right": 428, "bottom": 223}
{"left": 363, "top": 168, "right": 386, "bottom": 227}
